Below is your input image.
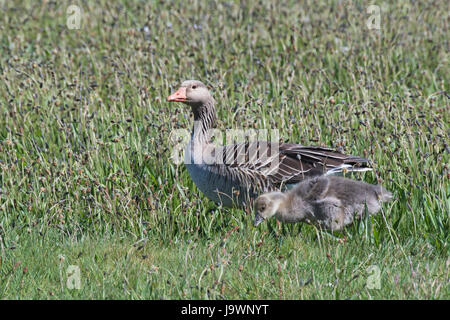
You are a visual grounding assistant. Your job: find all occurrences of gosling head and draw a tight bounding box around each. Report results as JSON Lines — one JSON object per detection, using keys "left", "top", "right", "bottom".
{"left": 253, "top": 192, "right": 286, "bottom": 227}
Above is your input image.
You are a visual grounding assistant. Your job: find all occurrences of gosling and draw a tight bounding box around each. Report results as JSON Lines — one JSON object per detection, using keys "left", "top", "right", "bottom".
{"left": 253, "top": 176, "right": 393, "bottom": 231}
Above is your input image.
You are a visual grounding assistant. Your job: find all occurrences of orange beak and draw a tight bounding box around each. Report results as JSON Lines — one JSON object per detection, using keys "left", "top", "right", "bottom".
{"left": 167, "top": 87, "right": 188, "bottom": 102}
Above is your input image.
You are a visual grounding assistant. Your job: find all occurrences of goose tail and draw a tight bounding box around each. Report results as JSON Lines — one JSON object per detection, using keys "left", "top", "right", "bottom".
{"left": 377, "top": 187, "right": 393, "bottom": 202}
{"left": 324, "top": 164, "right": 373, "bottom": 176}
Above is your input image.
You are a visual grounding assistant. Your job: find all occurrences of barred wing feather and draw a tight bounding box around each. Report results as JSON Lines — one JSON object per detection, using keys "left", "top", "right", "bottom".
{"left": 213, "top": 141, "right": 371, "bottom": 193}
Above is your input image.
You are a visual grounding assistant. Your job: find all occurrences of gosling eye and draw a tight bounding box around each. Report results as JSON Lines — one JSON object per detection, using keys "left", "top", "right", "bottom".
{"left": 192, "top": 85, "right": 197, "bottom": 90}
{"left": 260, "top": 204, "right": 266, "bottom": 211}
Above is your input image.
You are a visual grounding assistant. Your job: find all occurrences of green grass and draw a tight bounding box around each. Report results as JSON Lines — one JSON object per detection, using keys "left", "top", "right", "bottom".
{"left": 0, "top": 0, "right": 448, "bottom": 299}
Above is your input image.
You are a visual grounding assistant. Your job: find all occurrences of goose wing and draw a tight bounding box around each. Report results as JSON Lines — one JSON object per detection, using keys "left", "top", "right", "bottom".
{"left": 215, "top": 141, "right": 371, "bottom": 190}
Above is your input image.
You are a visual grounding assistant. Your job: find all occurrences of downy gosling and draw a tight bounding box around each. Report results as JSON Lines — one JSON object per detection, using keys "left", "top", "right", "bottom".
{"left": 253, "top": 176, "right": 393, "bottom": 231}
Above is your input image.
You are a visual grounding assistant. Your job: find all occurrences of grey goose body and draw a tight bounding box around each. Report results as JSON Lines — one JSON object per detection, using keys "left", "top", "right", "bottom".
{"left": 168, "top": 80, "right": 372, "bottom": 208}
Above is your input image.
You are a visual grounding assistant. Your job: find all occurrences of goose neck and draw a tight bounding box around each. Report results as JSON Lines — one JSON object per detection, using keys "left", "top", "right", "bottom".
{"left": 190, "top": 99, "right": 216, "bottom": 145}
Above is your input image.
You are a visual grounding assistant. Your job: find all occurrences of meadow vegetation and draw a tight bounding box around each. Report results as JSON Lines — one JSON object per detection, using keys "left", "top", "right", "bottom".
{"left": 0, "top": 0, "right": 448, "bottom": 299}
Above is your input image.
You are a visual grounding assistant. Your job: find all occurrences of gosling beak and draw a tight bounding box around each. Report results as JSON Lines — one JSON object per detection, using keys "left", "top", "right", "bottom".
{"left": 167, "top": 87, "right": 188, "bottom": 102}
{"left": 253, "top": 213, "right": 264, "bottom": 227}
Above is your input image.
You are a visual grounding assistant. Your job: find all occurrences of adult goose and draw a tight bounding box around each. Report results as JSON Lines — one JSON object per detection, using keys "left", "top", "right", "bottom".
{"left": 167, "top": 80, "right": 372, "bottom": 208}
{"left": 253, "top": 176, "right": 392, "bottom": 231}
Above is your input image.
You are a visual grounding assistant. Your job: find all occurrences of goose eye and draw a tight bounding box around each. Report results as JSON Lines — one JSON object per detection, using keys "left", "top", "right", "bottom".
{"left": 192, "top": 85, "right": 197, "bottom": 89}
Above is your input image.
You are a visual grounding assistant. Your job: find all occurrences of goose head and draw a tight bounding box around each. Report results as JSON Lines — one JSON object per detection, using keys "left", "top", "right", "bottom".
{"left": 167, "top": 80, "right": 214, "bottom": 108}
{"left": 253, "top": 192, "right": 286, "bottom": 227}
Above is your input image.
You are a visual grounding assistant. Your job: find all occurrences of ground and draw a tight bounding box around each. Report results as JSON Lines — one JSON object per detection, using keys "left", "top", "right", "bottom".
{"left": 0, "top": 0, "right": 448, "bottom": 299}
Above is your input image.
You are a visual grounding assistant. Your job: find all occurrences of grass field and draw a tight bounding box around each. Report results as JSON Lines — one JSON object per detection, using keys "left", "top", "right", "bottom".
{"left": 0, "top": 0, "right": 448, "bottom": 299}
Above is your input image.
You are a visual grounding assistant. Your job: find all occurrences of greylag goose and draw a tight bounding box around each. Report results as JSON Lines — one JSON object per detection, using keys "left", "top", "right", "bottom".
{"left": 167, "top": 80, "right": 372, "bottom": 208}
{"left": 253, "top": 176, "right": 393, "bottom": 231}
